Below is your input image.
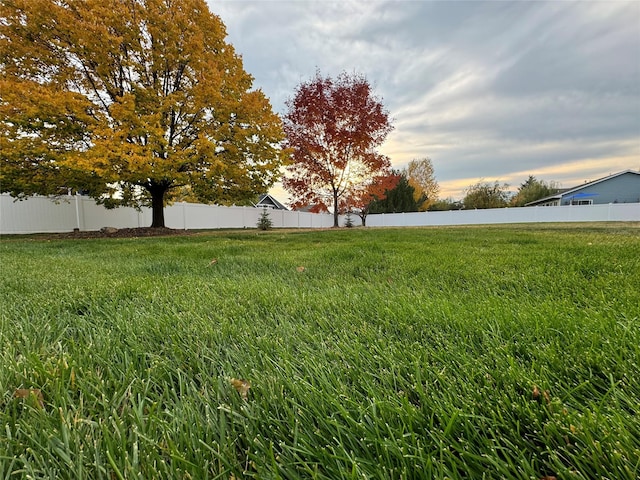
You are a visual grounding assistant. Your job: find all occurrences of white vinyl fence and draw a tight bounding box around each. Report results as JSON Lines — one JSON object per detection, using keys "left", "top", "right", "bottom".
{"left": 0, "top": 194, "right": 334, "bottom": 234}
{"left": 366, "top": 202, "right": 640, "bottom": 227}
{"left": 1, "top": 193, "right": 638, "bottom": 234}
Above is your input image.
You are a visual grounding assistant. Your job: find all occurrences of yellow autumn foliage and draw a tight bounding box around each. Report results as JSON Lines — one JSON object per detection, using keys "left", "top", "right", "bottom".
{"left": 0, "top": 0, "right": 286, "bottom": 227}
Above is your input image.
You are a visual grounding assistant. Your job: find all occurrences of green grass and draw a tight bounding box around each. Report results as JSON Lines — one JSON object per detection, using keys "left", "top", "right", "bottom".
{"left": 1, "top": 224, "right": 639, "bottom": 479}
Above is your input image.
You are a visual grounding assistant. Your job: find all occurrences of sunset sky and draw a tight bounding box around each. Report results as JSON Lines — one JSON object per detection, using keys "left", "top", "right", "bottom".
{"left": 208, "top": 0, "right": 640, "bottom": 201}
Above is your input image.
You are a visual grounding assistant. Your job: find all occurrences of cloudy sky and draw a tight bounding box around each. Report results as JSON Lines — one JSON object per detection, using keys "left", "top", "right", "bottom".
{"left": 207, "top": 0, "right": 640, "bottom": 201}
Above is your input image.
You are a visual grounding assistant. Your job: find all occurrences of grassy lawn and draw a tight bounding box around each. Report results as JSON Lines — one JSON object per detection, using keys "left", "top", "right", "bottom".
{"left": 1, "top": 224, "right": 639, "bottom": 479}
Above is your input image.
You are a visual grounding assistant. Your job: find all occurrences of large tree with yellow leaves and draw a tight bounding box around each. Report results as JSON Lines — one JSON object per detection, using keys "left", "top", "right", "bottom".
{"left": 0, "top": 0, "right": 286, "bottom": 227}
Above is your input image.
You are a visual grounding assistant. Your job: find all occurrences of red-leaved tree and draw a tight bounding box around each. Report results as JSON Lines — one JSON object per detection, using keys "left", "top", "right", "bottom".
{"left": 282, "top": 71, "right": 394, "bottom": 227}
{"left": 344, "top": 172, "right": 399, "bottom": 226}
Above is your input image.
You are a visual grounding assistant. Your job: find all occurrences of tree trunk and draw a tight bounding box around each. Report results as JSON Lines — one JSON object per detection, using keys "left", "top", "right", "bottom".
{"left": 333, "top": 190, "right": 339, "bottom": 227}
{"left": 149, "top": 186, "right": 166, "bottom": 228}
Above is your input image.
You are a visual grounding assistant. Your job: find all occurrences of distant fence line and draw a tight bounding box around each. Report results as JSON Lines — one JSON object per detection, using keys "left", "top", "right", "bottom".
{"left": 365, "top": 202, "right": 640, "bottom": 227}
{"left": 1, "top": 193, "right": 639, "bottom": 234}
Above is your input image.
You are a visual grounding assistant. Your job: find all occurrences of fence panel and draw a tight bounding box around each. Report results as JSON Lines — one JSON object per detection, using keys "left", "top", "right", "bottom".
{"left": 0, "top": 195, "right": 78, "bottom": 234}
{"left": 607, "top": 203, "right": 640, "bottom": 221}
{"left": 80, "top": 199, "right": 146, "bottom": 230}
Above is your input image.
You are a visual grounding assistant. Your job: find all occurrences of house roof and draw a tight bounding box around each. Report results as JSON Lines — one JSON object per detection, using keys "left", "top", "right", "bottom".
{"left": 525, "top": 170, "right": 640, "bottom": 206}
{"left": 255, "top": 193, "right": 288, "bottom": 210}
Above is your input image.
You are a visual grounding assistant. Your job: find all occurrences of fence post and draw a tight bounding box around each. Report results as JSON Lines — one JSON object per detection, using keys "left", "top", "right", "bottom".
{"left": 74, "top": 194, "right": 81, "bottom": 231}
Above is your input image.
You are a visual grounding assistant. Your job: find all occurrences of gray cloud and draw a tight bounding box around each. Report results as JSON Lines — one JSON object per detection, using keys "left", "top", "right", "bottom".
{"left": 209, "top": 0, "right": 640, "bottom": 199}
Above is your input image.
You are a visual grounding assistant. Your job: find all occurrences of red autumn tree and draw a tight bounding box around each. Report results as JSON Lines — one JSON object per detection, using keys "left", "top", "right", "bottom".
{"left": 282, "top": 71, "right": 394, "bottom": 227}
{"left": 344, "top": 171, "right": 399, "bottom": 226}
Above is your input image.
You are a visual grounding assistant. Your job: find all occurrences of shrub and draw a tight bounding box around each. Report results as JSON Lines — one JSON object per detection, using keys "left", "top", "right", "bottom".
{"left": 257, "top": 209, "right": 273, "bottom": 230}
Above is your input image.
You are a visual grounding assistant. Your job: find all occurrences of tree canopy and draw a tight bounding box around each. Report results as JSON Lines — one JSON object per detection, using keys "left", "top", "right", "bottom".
{"left": 406, "top": 158, "right": 439, "bottom": 211}
{"left": 462, "top": 180, "right": 510, "bottom": 209}
{"left": 0, "top": 0, "right": 286, "bottom": 227}
{"left": 345, "top": 171, "right": 399, "bottom": 226}
{"left": 282, "top": 70, "right": 393, "bottom": 227}
{"left": 428, "top": 197, "right": 463, "bottom": 211}
{"left": 511, "top": 175, "right": 558, "bottom": 206}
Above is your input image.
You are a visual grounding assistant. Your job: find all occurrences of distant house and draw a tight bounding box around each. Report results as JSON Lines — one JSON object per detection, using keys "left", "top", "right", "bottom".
{"left": 254, "top": 193, "right": 288, "bottom": 210}
{"left": 526, "top": 170, "right": 640, "bottom": 207}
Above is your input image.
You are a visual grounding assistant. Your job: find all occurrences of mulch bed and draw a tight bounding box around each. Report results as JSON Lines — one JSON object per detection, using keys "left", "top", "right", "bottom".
{"left": 29, "top": 227, "right": 193, "bottom": 240}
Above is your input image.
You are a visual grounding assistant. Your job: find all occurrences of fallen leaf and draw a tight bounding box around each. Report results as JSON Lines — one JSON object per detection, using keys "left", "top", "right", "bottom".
{"left": 14, "top": 388, "right": 44, "bottom": 409}
{"left": 296, "top": 266, "right": 305, "bottom": 273}
{"left": 532, "top": 385, "right": 540, "bottom": 400}
{"left": 207, "top": 258, "right": 218, "bottom": 267}
{"left": 543, "top": 390, "right": 551, "bottom": 405}
{"left": 230, "top": 378, "right": 251, "bottom": 400}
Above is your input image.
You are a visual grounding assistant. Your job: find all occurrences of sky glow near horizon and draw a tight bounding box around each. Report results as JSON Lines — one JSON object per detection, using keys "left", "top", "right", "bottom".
{"left": 207, "top": 0, "right": 640, "bottom": 201}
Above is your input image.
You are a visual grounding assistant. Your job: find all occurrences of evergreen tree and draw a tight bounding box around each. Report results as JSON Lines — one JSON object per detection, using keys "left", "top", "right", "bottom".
{"left": 369, "top": 173, "right": 422, "bottom": 213}
{"left": 511, "top": 176, "right": 558, "bottom": 206}
{"left": 257, "top": 209, "right": 273, "bottom": 230}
